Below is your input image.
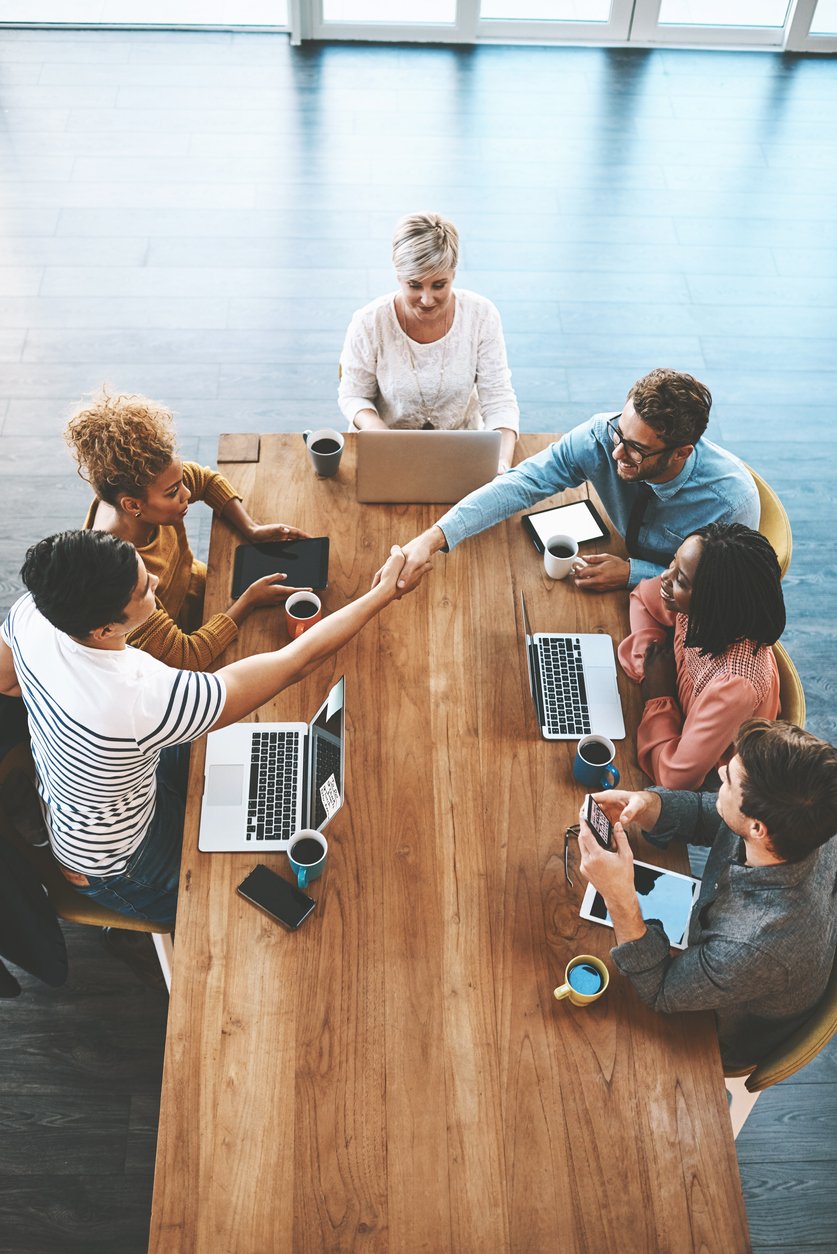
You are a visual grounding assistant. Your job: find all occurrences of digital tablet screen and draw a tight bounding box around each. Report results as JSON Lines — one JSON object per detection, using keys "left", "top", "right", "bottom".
{"left": 232, "top": 538, "right": 329, "bottom": 598}
{"left": 580, "top": 859, "right": 700, "bottom": 950}
{"left": 523, "top": 500, "right": 609, "bottom": 553}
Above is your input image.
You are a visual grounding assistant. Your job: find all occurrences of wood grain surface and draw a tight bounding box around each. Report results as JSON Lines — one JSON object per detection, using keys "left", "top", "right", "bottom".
{"left": 149, "top": 434, "right": 750, "bottom": 1254}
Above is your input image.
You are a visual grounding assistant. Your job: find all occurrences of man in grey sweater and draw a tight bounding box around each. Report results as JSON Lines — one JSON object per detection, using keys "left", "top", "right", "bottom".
{"left": 578, "top": 718, "right": 837, "bottom": 1069}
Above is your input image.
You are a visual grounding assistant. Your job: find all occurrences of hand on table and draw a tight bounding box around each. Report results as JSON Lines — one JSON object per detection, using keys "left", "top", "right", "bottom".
{"left": 243, "top": 522, "right": 312, "bottom": 544}
{"left": 572, "top": 553, "right": 630, "bottom": 592}
{"left": 641, "top": 638, "right": 677, "bottom": 702}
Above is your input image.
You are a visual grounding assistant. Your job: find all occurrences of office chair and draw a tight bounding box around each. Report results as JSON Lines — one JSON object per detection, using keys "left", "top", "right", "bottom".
{"left": 0, "top": 744, "right": 173, "bottom": 990}
{"left": 773, "top": 641, "right": 806, "bottom": 728}
{"left": 725, "top": 953, "right": 837, "bottom": 1138}
{"left": 743, "top": 462, "right": 793, "bottom": 578}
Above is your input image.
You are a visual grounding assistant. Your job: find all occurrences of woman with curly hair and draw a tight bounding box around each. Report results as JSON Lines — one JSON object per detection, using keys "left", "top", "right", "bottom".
{"left": 65, "top": 389, "right": 310, "bottom": 669}
{"left": 618, "top": 523, "right": 785, "bottom": 790}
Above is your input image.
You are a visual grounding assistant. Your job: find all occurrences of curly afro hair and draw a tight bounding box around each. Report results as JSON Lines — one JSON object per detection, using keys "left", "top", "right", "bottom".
{"left": 64, "top": 387, "right": 178, "bottom": 505}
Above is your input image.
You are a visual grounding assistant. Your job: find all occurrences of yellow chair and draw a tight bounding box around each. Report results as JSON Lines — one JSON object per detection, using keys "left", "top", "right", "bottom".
{"left": 725, "top": 953, "right": 837, "bottom": 1138}
{"left": 773, "top": 641, "right": 806, "bottom": 728}
{"left": 0, "top": 744, "right": 173, "bottom": 989}
{"left": 743, "top": 461, "right": 792, "bottom": 578}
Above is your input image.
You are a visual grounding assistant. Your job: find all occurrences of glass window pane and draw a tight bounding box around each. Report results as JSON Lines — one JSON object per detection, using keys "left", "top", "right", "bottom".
{"left": 480, "top": 1, "right": 611, "bottom": 19}
{"left": 323, "top": 0, "right": 456, "bottom": 21}
{"left": 657, "top": 0, "right": 790, "bottom": 26}
{"left": 811, "top": 0, "right": 837, "bottom": 34}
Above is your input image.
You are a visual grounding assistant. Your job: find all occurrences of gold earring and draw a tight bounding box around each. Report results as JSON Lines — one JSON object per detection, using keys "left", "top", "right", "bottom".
{"left": 134, "top": 510, "right": 141, "bottom": 518}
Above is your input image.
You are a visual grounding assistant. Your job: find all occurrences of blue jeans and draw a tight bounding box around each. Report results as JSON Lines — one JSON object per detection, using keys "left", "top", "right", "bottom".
{"left": 74, "top": 744, "right": 190, "bottom": 928}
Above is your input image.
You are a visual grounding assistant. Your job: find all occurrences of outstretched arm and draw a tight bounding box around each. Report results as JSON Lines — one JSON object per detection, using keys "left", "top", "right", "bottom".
{"left": 213, "top": 547, "right": 408, "bottom": 729}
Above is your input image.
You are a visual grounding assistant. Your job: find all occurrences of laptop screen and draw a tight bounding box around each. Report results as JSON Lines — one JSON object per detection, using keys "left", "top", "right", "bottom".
{"left": 307, "top": 676, "right": 345, "bottom": 830}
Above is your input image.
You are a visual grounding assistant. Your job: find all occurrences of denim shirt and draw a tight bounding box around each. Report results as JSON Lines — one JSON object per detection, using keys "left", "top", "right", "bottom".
{"left": 437, "top": 414, "right": 759, "bottom": 588}
{"left": 612, "top": 789, "right": 837, "bottom": 1069}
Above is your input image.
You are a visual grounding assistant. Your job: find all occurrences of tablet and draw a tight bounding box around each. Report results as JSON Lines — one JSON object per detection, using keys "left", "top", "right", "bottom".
{"left": 231, "top": 538, "right": 329, "bottom": 598}
{"left": 580, "top": 859, "right": 700, "bottom": 950}
{"left": 522, "top": 500, "right": 609, "bottom": 554}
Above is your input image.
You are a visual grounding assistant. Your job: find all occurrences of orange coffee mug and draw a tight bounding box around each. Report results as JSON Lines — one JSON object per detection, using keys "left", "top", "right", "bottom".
{"left": 284, "top": 591, "right": 322, "bottom": 639}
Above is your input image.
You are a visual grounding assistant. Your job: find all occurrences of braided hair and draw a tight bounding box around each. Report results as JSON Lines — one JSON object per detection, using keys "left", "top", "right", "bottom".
{"left": 684, "top": 523, "right": 785, "bottom": 658}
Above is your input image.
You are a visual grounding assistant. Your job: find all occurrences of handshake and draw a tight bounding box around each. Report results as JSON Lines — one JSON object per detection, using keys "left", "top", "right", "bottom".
{"left": 372, "top": 526, "right": 446, "bottom": 597}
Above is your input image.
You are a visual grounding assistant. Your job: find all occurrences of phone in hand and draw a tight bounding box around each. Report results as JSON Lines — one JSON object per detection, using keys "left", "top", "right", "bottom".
{"left": 237, "top": 863, "right": 316, "bottom": 931}
{"left": 583, "top": 794, "right": 614, "bottom": 851}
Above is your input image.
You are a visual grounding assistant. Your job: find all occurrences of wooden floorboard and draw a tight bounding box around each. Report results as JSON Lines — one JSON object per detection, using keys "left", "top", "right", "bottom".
{"left": 0, "top": 29, "right": 835, "bottom": 1252}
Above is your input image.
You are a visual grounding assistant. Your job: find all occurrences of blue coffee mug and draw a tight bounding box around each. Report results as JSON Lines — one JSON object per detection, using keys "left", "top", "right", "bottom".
{"left": 573, "top": 735, "right": 620, "bottom": 790}
{"left": 287, "top": 829, "right": 328, "bottom": 890}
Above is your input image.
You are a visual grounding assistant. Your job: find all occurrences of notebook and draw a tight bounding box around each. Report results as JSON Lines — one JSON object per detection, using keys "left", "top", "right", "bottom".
{"left": 519, "top": 593, "right": 625, "bottom": 741}
{"left": 197, "top": 677, "right": 345, "bottom": 852}
{"left": 356, "top": 429, "right": 501, "bottom": 503}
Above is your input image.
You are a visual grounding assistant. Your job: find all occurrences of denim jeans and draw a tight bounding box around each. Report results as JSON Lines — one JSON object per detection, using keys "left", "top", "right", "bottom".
{"left": 74, "top": 744, "right": 190, "bottom": 928}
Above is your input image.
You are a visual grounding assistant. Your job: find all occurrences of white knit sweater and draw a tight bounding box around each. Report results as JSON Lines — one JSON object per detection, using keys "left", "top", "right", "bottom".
{"left": 338, "top": 289, "right": 520, "bottom": 433}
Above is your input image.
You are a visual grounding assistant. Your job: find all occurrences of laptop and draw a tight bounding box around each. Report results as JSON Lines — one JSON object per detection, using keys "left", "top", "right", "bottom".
{"left": 356, "top": 429, "right": 501, "bottom": 504}
{"left": 519, "top": 593, "right": 625, "bottom": 741}
{"left": 198, "top": 677, "right": 345, "bottom": 853}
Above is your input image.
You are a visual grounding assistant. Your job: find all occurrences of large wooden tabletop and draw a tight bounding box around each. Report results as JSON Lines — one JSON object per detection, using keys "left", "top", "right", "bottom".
{"left": 150, "top": 434, "right": 750, "bottom": 1254}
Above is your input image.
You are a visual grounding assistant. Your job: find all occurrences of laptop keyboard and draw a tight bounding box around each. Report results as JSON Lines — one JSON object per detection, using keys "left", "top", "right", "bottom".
{"left": 538, "top": 637, "right": 592, "bottom": 736}
{"left": 246, "top": 731, "right": 300, "bottom": 841}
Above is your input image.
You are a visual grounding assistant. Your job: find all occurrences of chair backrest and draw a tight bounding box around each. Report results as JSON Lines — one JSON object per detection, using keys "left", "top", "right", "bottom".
{"left": 772, "top": 641, "right": 806, "bottom": 729}
{"left": 743, "top": 461, "right": 792, "bottom": 578}
{"left": 746, "top": 949, "right": 837, "bottom": 1092}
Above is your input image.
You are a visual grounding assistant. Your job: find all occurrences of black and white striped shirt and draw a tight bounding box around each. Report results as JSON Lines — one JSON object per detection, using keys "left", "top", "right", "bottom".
{"left": 3, "top": 594, "right": 225, "bottom": 877}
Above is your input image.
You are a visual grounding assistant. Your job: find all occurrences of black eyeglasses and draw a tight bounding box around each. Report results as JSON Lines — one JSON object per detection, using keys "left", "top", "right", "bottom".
{"left": 606, "top": 417, "right": 680, "bottom": 466}
{"left": 564, "top": 825, "right": 580, "bottom": 887}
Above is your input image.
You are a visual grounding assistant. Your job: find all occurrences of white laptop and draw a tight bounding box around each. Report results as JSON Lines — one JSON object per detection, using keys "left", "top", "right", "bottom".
{"left": 519, "top": 593, "right": 625, "bottom": 741}
{"left": 198, "top": 677, "right": 345, "bottom": 853}
{"left": 356, "top": 429, "right": 501, "bottom": 504}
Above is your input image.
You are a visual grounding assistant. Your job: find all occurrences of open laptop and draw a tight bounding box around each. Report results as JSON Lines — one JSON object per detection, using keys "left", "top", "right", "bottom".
{"left": 198, "top": 677, "right": 345, "bottom": 852}
{"left": 519, "top": 593, "right": 625, "bottom": 741}
{"left": 356, "top": 429, "right": 501, "bottom": 504}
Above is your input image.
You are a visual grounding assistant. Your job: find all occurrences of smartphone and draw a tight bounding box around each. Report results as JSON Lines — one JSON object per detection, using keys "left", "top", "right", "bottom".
{"left": 583, "top": 794, "right": 614, "bottom": 851}
{"left": 237, "top": 864, "right": 316, "bottom": 931}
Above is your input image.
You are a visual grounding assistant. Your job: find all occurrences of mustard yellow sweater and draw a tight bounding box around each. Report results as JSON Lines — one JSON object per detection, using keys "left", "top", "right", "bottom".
{"left": 83, "top": 462, "right": 241, "bottom": 670}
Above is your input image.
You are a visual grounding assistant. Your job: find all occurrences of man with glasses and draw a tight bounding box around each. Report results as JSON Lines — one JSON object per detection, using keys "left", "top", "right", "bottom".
{"left": 388, "top": 368, "right": 758, "bottom": 593}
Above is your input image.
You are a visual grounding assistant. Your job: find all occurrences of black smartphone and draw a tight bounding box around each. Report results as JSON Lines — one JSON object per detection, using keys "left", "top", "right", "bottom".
{"left": 583, "top": 794, "right": 614, "bottom": 851}
{"left": 237, "top": 864, "right": 316, "bottom": 931}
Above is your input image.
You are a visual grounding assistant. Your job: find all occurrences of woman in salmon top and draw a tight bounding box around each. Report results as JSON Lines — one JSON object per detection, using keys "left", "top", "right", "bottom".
{"left": 618, "top": 523, "right": 785, "bottom": 790}
{"left": 66, "top": 389, "right": 309, "bottom": 670}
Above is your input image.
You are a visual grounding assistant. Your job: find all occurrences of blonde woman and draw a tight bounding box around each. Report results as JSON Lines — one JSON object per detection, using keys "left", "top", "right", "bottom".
{"left": 65, "top": 389, "right": 310, "bottom": 670}
{"left": 338, "top": 212, "right": 519, "bottom": 472}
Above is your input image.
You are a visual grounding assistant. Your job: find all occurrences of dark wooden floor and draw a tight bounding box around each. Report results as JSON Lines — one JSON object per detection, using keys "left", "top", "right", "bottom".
{"left": 0, "top": 28, "right": 835, "bottom": 1253}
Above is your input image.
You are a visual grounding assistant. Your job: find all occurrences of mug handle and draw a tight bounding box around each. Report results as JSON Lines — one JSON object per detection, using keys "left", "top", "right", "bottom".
{"left": 292, "top": 621, "right": 306, "bottom": 640}
{"left": 600, "top": 764, "right": 620, "bottom": 790}
{"left": 297, "top": 866, "right": 309, "bottom": 889}
{"left": 302, "top": 429, "right": 312, "bottom": 444}
{"left": 553, "top": 983, "right": 571, "bottom": 1001}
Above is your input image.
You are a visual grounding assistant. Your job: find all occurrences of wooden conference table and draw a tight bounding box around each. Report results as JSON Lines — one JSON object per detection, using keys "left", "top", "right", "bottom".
{"left": 150, "top": 434, "right": 750, "bottom": 1253}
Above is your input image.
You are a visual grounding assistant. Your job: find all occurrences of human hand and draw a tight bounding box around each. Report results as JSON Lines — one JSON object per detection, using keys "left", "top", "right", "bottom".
{"left": 589, "top": 788, "right": 662, "bottom": 832}
{"left": 241, "top": 572, "right": 311, "bottom": 611}
{"left": 244, "top": 522, "right": 312, "bottom": 544}
{"left": 641, "top": 638, "right": 677, "bottom": 701}
{"left": 373, "top": 546, "right": 407, "bottom": 601}
{"left": 572, "top": 552, "right": 630, "bottom": 592}
{"left": 372, "top": 526, "right": 442, "bottom": 594}
{"left": 578, "top": 814, "right": 635, "bottom": 900}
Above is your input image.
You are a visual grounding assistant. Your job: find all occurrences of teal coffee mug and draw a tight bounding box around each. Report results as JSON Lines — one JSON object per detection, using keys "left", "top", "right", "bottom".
{"left": 288, "top": 829, "right": 327, "bottom": 889}
{"left": 573, "top": 734, "right": 620, "bottom": 790}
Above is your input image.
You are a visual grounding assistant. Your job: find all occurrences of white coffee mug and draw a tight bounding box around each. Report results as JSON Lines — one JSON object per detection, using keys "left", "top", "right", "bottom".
{"left": 544, "top": 533, "right": 579, "bottom": 580}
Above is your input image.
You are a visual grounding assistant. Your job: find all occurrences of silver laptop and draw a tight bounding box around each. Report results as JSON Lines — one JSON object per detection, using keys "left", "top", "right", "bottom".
{"left": 519, "top": 593, "right": 625, "bottom": 741}
{"left": 356, "top": 429, "right": 501, "bottom": 504}
{"left": 198, "top": 677, "right": 345, "bottom": 852}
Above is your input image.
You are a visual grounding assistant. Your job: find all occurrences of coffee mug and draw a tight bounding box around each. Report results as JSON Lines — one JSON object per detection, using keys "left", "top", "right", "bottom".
{"left": 288, "top": 829, "right": 327, "bottom": 889}
{"left": 303, "top": 428, "right": 344, "bottom": 477}
{"left": 553, "top": 955, "right": 609, "bottom": 1007}
{"left": 543, "top": 532, "right": 579, "bottom": 580}
{"left": 285, "top": 591, "right": 322, "bottom": 639}
{"left": 573, "top": 734, "right": 620, "bottom": 790}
